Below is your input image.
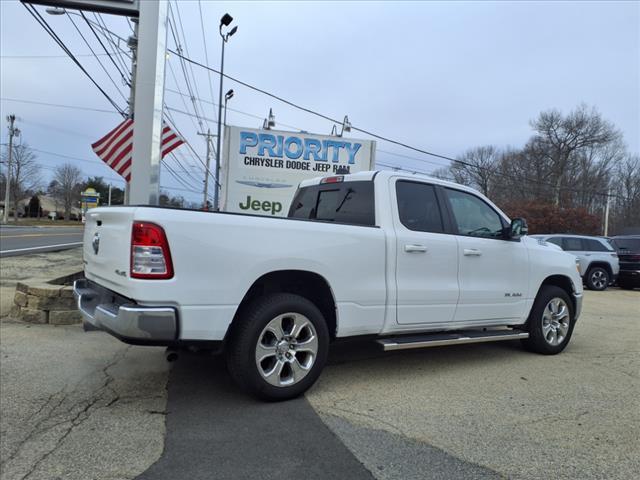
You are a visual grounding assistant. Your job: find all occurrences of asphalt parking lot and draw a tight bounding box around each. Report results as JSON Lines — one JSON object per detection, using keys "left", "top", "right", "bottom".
{"left": 1, "top": 281, "right": 638, "bottom": 479}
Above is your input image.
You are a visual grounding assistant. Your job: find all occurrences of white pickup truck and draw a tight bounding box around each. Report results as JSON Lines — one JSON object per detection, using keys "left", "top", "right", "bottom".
{"left": 75, "top": 170, "right": 583, "bottom": 401}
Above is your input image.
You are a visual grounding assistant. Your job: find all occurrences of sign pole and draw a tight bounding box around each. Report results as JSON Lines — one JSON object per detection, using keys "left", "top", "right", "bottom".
{"left": 129, "top": 0, "right": 168, "bottom": 205}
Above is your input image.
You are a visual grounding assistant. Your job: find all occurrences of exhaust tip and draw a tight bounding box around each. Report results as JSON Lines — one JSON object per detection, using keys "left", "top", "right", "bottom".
{"left": 165, "top": 349, "right": 179, "bottom": 362}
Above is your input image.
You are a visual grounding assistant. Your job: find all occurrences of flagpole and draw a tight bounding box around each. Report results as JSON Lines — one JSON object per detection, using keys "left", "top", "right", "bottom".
{"left": 124, "top": 18, "right": 138, "bottom": 205}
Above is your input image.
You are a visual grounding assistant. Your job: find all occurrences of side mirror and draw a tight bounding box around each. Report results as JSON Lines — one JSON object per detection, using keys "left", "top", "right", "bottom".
{"left": 509, "top": 217, "right": 528, "bottom": 239}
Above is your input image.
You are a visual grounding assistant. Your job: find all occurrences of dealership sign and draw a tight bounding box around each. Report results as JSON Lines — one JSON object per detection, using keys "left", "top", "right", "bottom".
{"left": 220, "top": 126, "right": 376, "bottom": 216}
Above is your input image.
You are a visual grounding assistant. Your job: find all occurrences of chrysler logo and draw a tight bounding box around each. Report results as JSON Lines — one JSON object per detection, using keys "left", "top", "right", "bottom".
{"left": 92, "top": 232, "right": 100, "bottom": 255}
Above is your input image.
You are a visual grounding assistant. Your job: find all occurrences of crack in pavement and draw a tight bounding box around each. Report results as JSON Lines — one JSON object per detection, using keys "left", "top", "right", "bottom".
{"left": 1, "top": 347, "right": 131, "bottom": 480}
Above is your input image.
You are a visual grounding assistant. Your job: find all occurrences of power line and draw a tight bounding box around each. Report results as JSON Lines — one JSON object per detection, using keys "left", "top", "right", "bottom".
{"left": 93, "top": 13, "right": 131, "bottom": 79}
{"left": 22, "top": 3, "right": 126, "bottom": 116}
{"left": 197, "top": 0, "right": 218, "bottom": 125}
{"left": 1, "top": 53, "right": 113, "bottom": 58}
{"left": 172, "top": 1, "right": 213, "bottom": 130}
{"left": 80, "top": 11, "right": 130, "bottom": 86}
{"left": 168, "top": 49, "right": 621, "bottom": 200}
{"left": 65, "top": 11, "right": 129, "bottom": 102}
{"left": 166, "top": 60, "right": 201, "bottom": 133}
{"left": 167, "top": 5, "right": 208, "bottom": 133}
{"left": 1, "top": 97, "right": 119, "bottom": 114}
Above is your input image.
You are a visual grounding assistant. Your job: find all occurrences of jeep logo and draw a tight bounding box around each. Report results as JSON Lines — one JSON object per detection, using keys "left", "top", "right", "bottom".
{"left": 238, "top": 195, "right": 282, "bottom": 215}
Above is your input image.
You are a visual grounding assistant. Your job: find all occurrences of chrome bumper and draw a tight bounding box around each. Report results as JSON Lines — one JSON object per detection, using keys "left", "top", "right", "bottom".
{"left": 73, "top": 279, "right": 178, "bottom": 344}
{"left": 573, "top": 292, "right": 583, "bottom": 321}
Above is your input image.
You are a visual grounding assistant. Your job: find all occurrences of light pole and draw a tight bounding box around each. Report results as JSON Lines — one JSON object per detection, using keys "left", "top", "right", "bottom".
{"left": 2, "top": 115, "right": 20, "bottom": 224}
{"left": 224, "top": 89, "right": 234, "bottom": 128}
{"left": 214, "top": 13, "right": 237, "bottom": 211}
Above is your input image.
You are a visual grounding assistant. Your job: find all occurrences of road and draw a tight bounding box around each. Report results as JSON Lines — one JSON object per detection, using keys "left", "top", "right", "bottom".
{"left": 1, "top": 256, "right": 638, "bottom": 480}
{"left": 0, "top": 225, "right": 83, "bottom": 257}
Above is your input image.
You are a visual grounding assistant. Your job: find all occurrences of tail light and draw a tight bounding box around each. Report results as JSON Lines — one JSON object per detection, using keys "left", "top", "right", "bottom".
{"left": 130, "top": 222, "right": 174, "bottom": 279}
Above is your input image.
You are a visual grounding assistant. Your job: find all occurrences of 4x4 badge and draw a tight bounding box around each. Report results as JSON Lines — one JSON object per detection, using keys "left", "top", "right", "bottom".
{"left": 92, "top": 232, "right": 100, "bottom": 255}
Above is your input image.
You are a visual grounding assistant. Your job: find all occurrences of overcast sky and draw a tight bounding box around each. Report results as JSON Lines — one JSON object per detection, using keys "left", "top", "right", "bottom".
{"left": 1, "top": 0, "right": 638, "bottom": 203}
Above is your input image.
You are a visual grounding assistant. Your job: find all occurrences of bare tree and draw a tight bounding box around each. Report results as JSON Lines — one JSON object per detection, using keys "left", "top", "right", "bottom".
{"left": 610, "top": 154, "right": 640, "bottom": 234}
{"left": 530, "top": 104, "right": 621, "bottom": 205}
{"left": 53, "top": 163, "right": 82, "bottom": 219}
{"left": 1, "top": 143, "right": 42, "bottom": 221}
{"left": 451, "top": 145, "right": 499, "bottom": 196}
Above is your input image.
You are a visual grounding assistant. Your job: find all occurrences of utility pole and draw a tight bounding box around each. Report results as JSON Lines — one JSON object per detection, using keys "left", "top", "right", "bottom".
{"left": 2, "top": 115, "right": 19, "bottom": 224}
{"left": 197, "top": 129, "right": 216, "bottom": 209}
{"left": 108, "top": 184, "right": 112, "bottom": 206}
{"left": 603, "top": 188, "right": 611, "bottom": 237}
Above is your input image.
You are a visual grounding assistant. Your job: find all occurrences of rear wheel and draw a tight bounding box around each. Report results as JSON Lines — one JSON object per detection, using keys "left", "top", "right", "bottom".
{"left": 226, "top": 293, "right": 329, "bottom": 401}
{"left": 521, "top": 285, "right": 575, "bottom": 355}
{"left": 586, "top": 267, "right": 609, "bottom": 291}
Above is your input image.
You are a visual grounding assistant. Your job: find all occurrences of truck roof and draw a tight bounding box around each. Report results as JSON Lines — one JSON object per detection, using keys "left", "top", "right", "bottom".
{"left": 298, "top": 169, "right": 473, "bottom": 192}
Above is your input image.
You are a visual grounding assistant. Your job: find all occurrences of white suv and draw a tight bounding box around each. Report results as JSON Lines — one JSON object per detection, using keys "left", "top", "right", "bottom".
{"left": 532, "top": 235, "right": 619, "bottom": 291}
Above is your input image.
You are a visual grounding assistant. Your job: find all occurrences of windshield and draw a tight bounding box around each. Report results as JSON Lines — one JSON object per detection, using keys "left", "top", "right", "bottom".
{"left": 611, "top": 238, "right": 640, "bottom": 252}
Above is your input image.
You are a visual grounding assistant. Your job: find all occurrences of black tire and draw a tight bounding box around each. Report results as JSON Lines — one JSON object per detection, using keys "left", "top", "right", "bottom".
{"left": 225, "top": 293, "right": 329, "bottom": 401}
{"left": 585, "top": 266, "right": 609, "bottom": 291}
{"left": 521, "top": 285, "right": 575, "bottom": 355}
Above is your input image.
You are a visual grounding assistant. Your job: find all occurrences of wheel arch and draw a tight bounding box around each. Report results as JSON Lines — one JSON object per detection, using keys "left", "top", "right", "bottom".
{"left": 226, "top": 270, "right": 337, "bottom": 344}
{"left": 584, "top": 261, "right": 613, "bottom": 277}
{"left": 535, "top": 274, "right": 577, "bottom": 314}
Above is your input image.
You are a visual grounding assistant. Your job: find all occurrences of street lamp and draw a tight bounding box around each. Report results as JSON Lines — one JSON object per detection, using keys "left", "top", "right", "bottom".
{"left": 45, "top": 7, "right": 66, "bottom": 15}
{"left": 331, "top": 115, "right": 352, "bottom": 137}
{"left": 262, "top": 108, "right": 275, "bottom": 130}
{"left": 214, "top": 13, "right": 237, "bottom": 211}
{"left": 224, "top": 89, "right": 234, "bottom": 127}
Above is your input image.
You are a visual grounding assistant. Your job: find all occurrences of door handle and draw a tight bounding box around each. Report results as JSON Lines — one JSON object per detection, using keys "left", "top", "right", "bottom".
{"left": 405, "top": 244, "right": 428, "bottom": 253}
{"left": 463, "top": 248, "right": 482, "bottom": 256}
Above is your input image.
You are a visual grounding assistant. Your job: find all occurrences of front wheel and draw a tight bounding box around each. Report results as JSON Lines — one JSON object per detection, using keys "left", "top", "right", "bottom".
{"left": 521, "top": 285, "right": 575, "bottom": 355}
{"left": 225, "top": 293, "right": 329, "bottom": 401}
{"left": 586, "top": 267, "right": 609, "bottom": 291}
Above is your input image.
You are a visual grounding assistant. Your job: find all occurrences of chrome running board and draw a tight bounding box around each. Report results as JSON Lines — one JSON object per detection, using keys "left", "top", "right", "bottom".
{"left": 377, "top": 329, "right": 529, "bottom": 351}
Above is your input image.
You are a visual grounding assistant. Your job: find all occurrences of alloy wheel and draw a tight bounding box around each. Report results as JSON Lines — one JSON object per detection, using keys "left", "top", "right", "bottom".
{"left": 255, "top": 312, "right": 319, "bottom": 387}
{"left": 590, "top": 269, "right": 608, "bottom": 290}
{"left": 541, "top": 298, "right": 570, "bottom": 346}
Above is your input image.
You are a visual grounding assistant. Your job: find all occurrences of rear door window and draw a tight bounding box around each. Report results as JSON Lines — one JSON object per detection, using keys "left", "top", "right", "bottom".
{"left": 288, "top": 181, "right": 375, "bottom": 226}
{"left": 396, "top": 181, "right": 444, "bottom": 233}
{"left": 563, "top": 238, "right": 584, "bottom": 251}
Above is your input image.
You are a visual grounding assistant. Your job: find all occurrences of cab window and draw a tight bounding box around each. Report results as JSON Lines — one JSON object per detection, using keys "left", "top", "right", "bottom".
{"left": 446, "top": 188, "right": 504, "bottom": 238}
{"left": 396, "top": 181, "right": 444, "bottom": 233}
{"left": 288, "top": 181, "right": 375, "bottom": 226}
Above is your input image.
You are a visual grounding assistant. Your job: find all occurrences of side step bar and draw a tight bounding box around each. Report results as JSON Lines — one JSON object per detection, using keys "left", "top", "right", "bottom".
{"left": 377, "top": 329, "right": 529, "bottom": 351}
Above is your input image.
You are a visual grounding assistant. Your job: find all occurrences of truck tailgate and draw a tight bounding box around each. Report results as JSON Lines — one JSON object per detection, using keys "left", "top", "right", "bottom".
{"left": 83, "top": 207, "right": 137, "bottom": 294}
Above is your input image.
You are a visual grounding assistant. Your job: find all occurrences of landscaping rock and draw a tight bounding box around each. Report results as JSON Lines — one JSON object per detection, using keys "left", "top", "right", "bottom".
{"left": 13, "top": 291, "right": 28, "bottom": 307}
{"left": 26, "top": 284, "right": 61, "bottom": 298}
{"left": 19, "top": 308, "right": 48, "bottom": 324}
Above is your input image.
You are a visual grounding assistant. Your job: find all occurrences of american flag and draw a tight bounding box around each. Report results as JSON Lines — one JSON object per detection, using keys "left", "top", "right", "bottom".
{"left": 91, "top": 118, "right": 184, "bottom": 182}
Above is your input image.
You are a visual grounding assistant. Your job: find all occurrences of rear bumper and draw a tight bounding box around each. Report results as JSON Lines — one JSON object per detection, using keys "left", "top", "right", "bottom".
{"left": 73, "top": 279, "right": 178, "bottom": 345}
